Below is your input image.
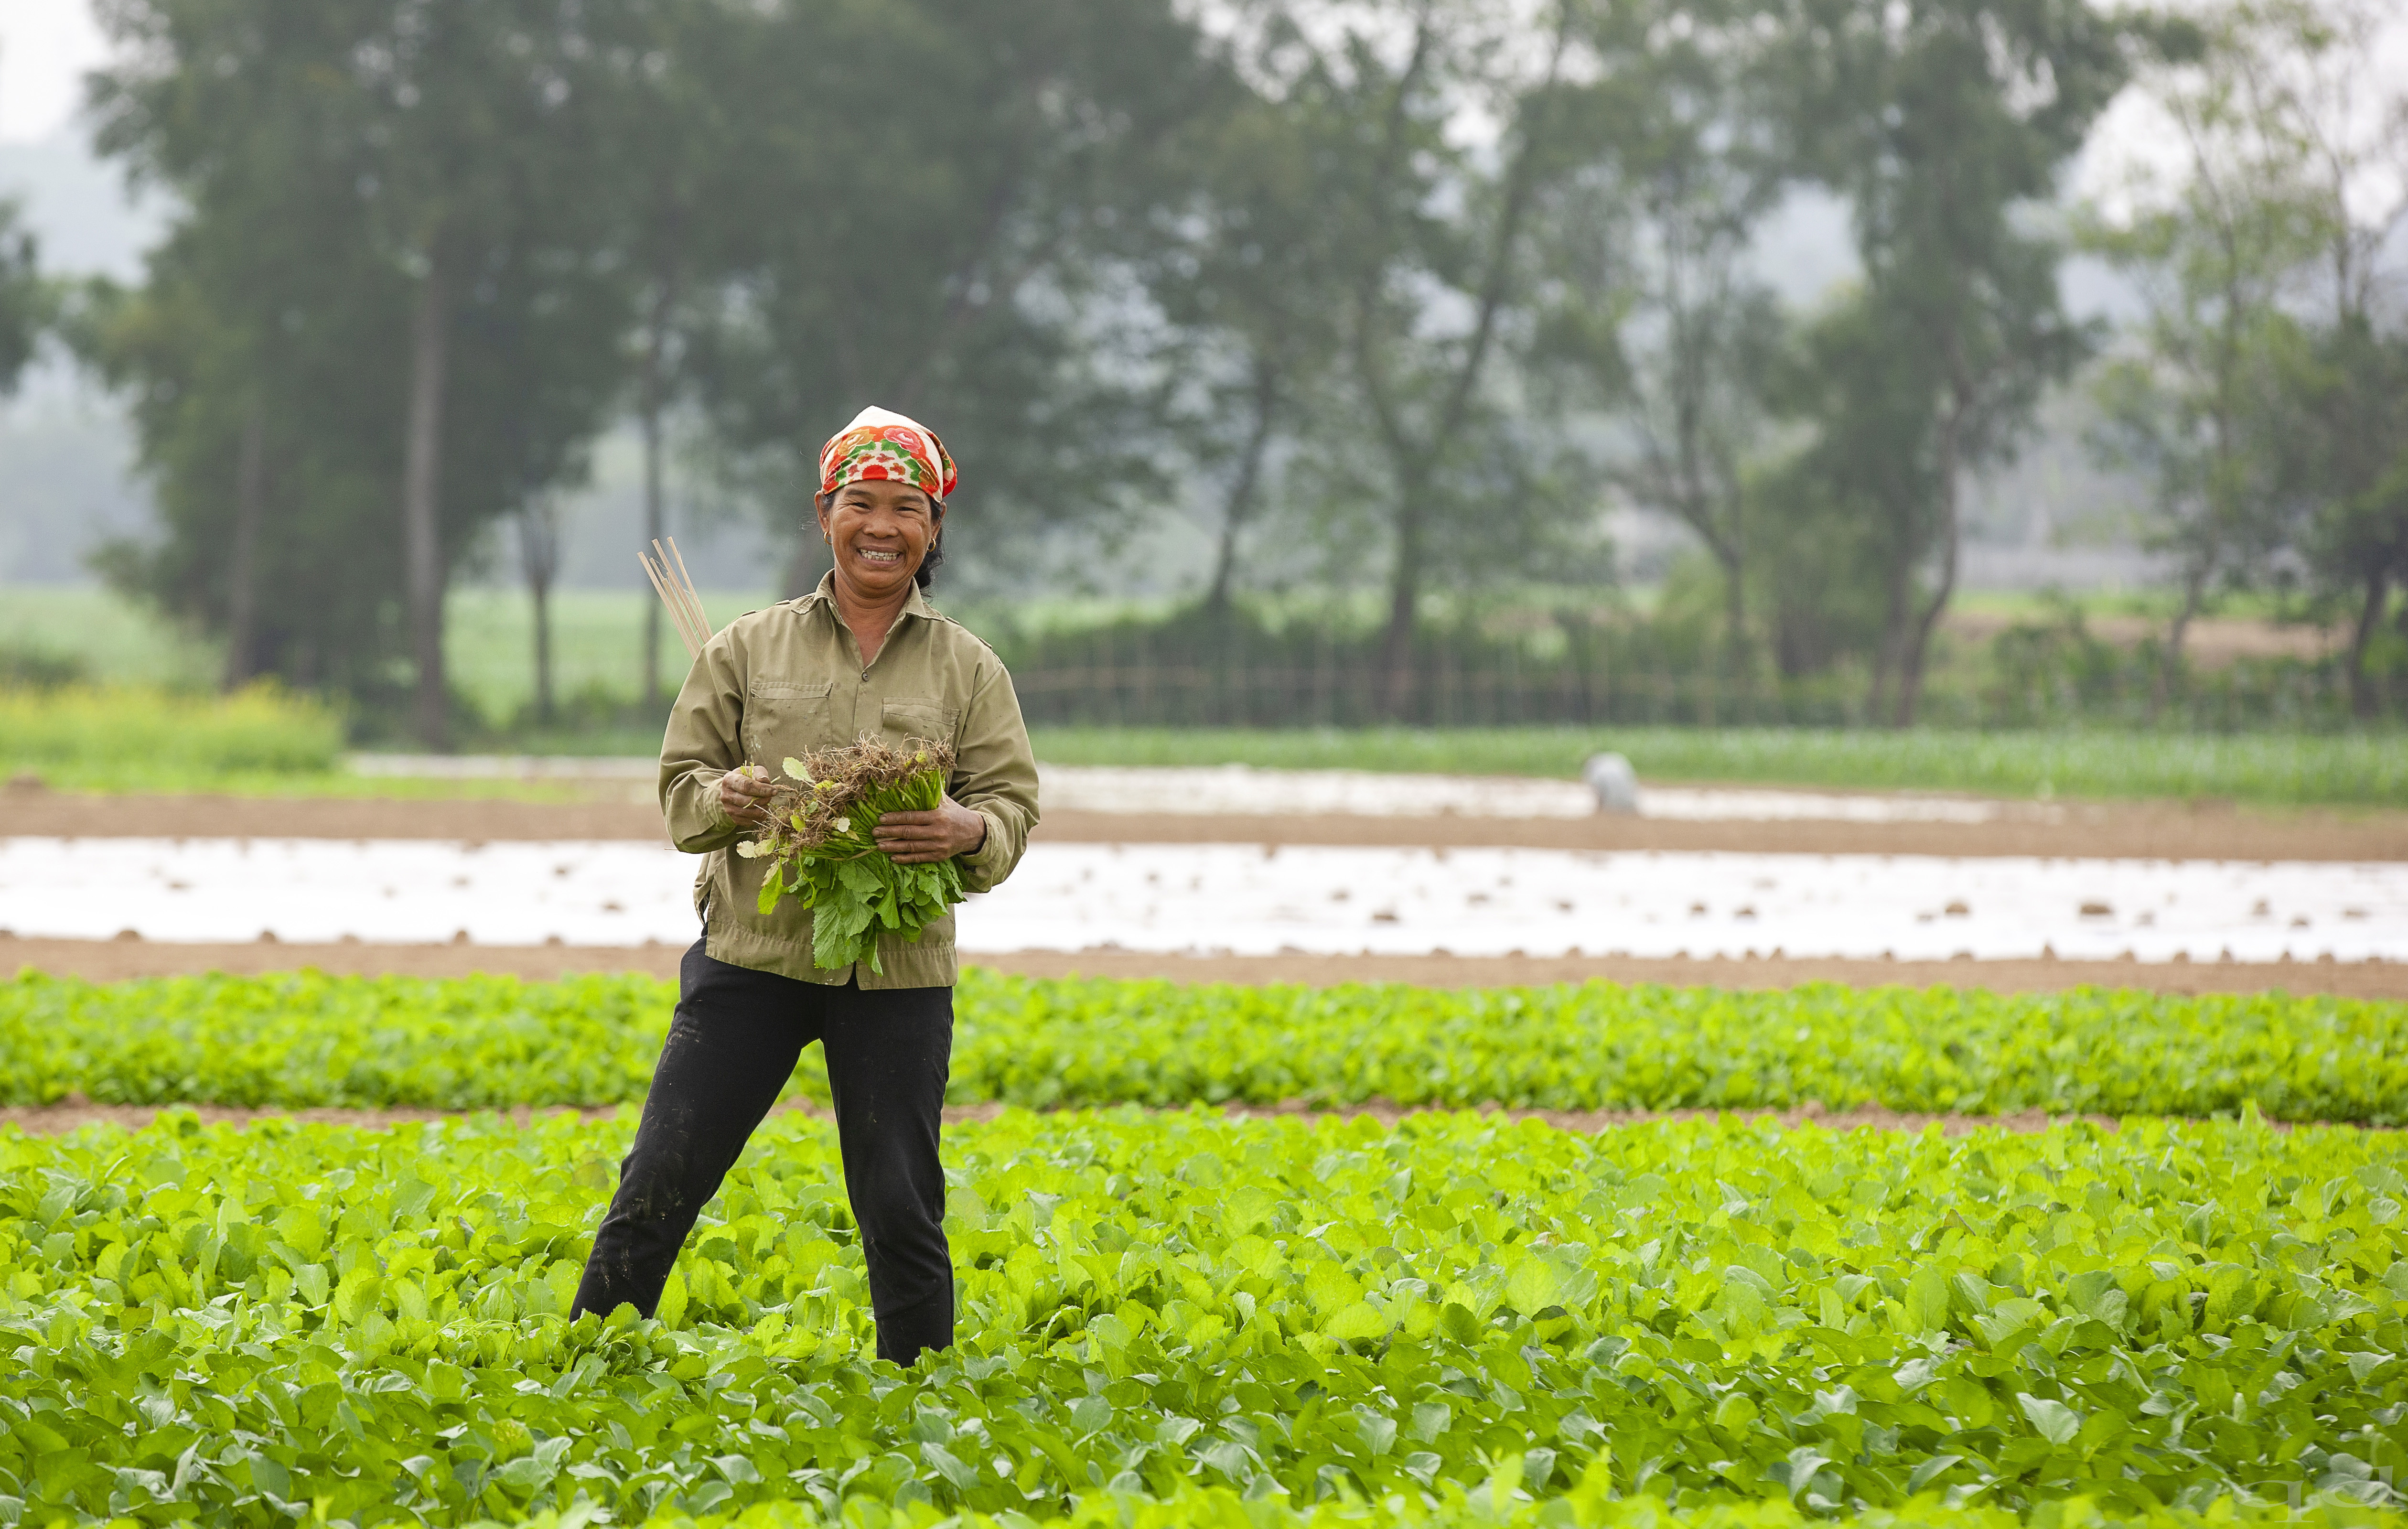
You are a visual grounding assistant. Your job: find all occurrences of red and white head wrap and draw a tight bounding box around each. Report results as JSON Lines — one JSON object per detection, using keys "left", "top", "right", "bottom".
{"left": 817, "top": 405, "right": 958, "bottom": 504}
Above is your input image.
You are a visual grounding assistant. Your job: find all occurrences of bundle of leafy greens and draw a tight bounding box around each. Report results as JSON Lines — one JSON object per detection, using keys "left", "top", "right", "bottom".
{"left": 733, "top": 735, "right": 968, "bottom": 972}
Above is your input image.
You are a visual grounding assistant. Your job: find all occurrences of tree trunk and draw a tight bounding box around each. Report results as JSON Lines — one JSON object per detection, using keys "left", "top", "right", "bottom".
{"left": 640, "top": 345, "right": 666, "bottom": 710}
{"left": 1203, "top": 363, "right": 1279, "bottom": 620}
{"left": 520, "top": 503, "right": 560, "bottom": 728}
{"left": 1866, "top": 556, "right": 1907, "bottom": 723}
{"left": 532, "top": 577, "right": 555, "bottom": 726}
{"left": 401, "top": 245, "right": 452, "bottom": 750}
{"left": 1379, "top": 487, "right": 1426, "bottom": 721}
{"left": 222, "top": 403, "right": 266, "bottom": 691}
{"left": 1895, "top": 416, "right": 1965, "bottom": 729}
{"left": 638, "top": 262, "right": 678, "bottom": 709}
{"left": 1717, "top": 545, "right": 1746, "bottom": 677}
{"left": 2347, "top": 567, "right": 2388, "bottom": 719}
{"left": 2150, "top": 571, "right": 2205, "bottom": 723}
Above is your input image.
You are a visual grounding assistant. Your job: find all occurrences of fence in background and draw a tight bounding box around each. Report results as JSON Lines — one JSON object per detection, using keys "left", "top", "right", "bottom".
{"left": 990, "top": 615, "right": 2383, "bottom": 730}
{"left": 1007, "top": 660, "right": 1849, "bottom": 728}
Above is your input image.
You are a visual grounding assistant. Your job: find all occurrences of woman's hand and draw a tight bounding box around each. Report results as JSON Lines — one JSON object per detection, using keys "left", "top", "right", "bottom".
{"left": 717, "top": 766, "right": 778, "bottom": 827}
{"left": 875, "top": 795, "right": 988, "bottom": 864}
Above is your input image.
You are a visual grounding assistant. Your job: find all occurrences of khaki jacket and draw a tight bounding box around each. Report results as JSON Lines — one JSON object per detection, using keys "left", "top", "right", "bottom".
{"left": 659, "top": 574, "right": 1039, "bottom": 987}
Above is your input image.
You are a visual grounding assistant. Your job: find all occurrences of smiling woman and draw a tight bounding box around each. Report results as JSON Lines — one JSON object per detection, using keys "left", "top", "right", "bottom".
{"left": 574, "top": 404, "right": 1041, "bottom": 1371}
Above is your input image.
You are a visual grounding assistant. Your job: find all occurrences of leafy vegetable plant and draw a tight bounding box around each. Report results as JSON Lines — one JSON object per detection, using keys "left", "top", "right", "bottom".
{"left": 736, "top": 736, "right": 968, "bottom": 973}
{"left": 5, "top": 970, "right": 2403, "bottom": 1122}
{"left": 0, "top": 1108, "right": 2400, "bottom": 1527}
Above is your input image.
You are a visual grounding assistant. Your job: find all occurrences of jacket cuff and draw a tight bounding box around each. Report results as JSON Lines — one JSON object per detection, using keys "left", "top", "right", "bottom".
{"left": 960, "top": 809, "right": 1013, "bottom": 890}
{"left": 697, "top": 768, "right": 735, "bottom": 831}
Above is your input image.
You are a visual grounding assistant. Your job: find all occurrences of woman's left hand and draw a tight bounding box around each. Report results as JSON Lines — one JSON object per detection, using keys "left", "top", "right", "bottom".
{"left": 875, "top": 796, "right": 989, "bottom": 864}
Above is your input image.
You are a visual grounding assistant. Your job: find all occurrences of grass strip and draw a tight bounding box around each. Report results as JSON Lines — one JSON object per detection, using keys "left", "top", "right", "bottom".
{"left": 1029, "top": 726, "right": 2408, "bottom": 807}
{"left": 0, "top": 684, "right": 344, "bottom": 785}
{"left": 2, "top": 970, "right": 2402, "bottom": 1123}
{"left": 0, "top": 1108, "right": 2399, "bottom": 1526}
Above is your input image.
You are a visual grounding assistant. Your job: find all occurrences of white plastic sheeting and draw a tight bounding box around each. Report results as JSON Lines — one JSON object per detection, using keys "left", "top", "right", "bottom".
{"left": 1036, "top": 764, "right": 2014, "bottom": 823}
{"left": 2, "top": 836, "right": 2398, "bottom": 963}
{"left": 975, "top": 843, "right": 2401, "bottom": 962}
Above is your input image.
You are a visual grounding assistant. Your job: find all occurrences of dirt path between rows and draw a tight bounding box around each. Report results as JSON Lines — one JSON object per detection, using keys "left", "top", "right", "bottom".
{"left": 8, "top": 790, "right": 2405, "bottom": 861}
{"left": 6, "top": 1097, "right": 2338, "bottom": 1139}
{"left": 7, "top": 935, "right": 2401, "bottom": 996}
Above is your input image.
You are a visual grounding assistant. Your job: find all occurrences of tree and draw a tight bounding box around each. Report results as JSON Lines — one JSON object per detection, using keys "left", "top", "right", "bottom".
{"left": 2081, "top": 1, "right": 2367, "bottom": 714}
{"left": 1142, "top": 29, "right": 1346, "bottom": 620}
{"left": 82, "top": 0, "right": 413, "bottom": 695}
{"left": 86, "top": 0, "right": 629, "bottom": 734}
{"left": 1764, "top": 0, "right": 2129, "bottom": 724}
{"left": 681, "top": 0, "right": 1227, "bottom": 602}
{"left": 589, "top": 0, "right": 748, "bottom": 707}
{"left": 1529, "top": 0, "right": 1786, "bottom": 668}
{"left": 1308, "top": 0, "right": 1581, "bottom": 715}
{"left": 0, "top": 202, "right": 44, "bottom": 396}
{"left": 2290, "top": 325, "right": 2408, "bottom": 713}
{"left": 2222, "top": 0, "right": 2408, "bottom": 716}
{"left": 340, "top": 0, "right": 632, "bottom": 746}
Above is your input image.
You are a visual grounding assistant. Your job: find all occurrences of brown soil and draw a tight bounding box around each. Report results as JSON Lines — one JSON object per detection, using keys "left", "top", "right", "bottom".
{"left": 0, "top": 791, "right": 671, "bottom": 843}
{"left": 977, "top": 948, "right": 2408, "bottom": 999}
{"left": 5, "top": 934, "right": 2401, "bottom": 997}
{"left": 1032, "top": 806, "right": 2408, "bottom": 861}
{"left": 0, "top": 1097, "right": 2273, "bottom": 1139}
{"left": 6, "top": 790, "right": 2405, "bottom": 861}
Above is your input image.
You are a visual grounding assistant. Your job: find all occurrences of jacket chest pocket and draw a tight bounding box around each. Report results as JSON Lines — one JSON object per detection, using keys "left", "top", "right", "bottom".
{"left": 880, "top": 696, "right": 960, "bottom": 750}
{"left": 742, "top": 678, "right": 838, "bottom": 767}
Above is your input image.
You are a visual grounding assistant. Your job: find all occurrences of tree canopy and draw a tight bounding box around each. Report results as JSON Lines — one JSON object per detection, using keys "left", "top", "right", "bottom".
{"left": 61, "top": 0, "right": 2408, "bottom": 733}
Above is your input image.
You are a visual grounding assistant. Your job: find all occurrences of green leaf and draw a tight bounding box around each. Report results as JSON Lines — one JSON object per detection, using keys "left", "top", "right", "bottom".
{"left": 656, "top": 1271, "right": 689, "bottom": 1329}
{"left": 1323, "top": 1301, "right": 1392, "bottom": 1341}
{"left": 2018, "top": 1392, "right": 2083, "bottom": 1445}
{"left": 1503, "top": 1256, "right": 1561, "bottom": 1316}
{"left": 1906, "top": 1454, "right": 1965, "bottom": 1494}
{"left": 1905, "top": 1264, "right": 1952, "bottom": 1334}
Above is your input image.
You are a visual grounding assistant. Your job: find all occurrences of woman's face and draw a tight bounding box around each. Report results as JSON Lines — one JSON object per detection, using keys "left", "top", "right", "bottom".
{"left": 819, "top": 478, "right": 941, "bottom": 600}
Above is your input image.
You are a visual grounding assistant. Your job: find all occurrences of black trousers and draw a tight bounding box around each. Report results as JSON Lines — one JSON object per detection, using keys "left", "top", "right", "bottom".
{"left": 572, "top": 939, "right": 956, "bottom": 1366}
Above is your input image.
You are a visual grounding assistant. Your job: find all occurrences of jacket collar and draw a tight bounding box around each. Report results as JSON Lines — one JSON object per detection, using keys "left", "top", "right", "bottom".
{"left": 796, "top": 571, "right": 933, "bottom": 624}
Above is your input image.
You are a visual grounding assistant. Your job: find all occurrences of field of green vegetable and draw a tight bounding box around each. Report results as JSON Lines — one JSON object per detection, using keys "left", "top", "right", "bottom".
{"left": 5, "top": 1104, "right": 2404, "bottom": 1529}
{"left": 5, "top": 970, "right": 2403, "bottom": 1124}
{"left": 1027, "top": 728, "right": 2408, "bottom": 808}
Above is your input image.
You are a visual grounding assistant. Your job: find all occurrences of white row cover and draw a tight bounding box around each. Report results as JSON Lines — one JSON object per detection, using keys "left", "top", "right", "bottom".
{"left": 1037, "top": 765, "right": 2015, "bottom": 822}
{"left": 1, "top": 836, "right": 2397, "bottom": 964}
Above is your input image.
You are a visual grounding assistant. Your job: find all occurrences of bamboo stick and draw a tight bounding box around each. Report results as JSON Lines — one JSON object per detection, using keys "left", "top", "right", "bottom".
{"left": 664, "top": 538, "right": 709, "bottom": 652}
{"left": 640, "top": 537, "right": 712, "bottom": 658}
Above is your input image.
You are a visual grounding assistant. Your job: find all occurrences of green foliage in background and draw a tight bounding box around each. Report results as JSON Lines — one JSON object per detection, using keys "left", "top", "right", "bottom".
{"left": 4, "top": 971, "right": 2401, "bottom": 1123}
{"left": 0, "top": 684, "right": 344, "bottom": 785}
{"left": 0, "top": 1108, "right": 2401, "bottom": 1525}
{"left": 1028, "top": 726, "right": 2408, "bottom": 806}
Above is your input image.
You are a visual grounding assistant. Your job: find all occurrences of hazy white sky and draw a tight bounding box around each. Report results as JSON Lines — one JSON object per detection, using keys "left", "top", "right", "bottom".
{"left": 0, "top": 0, "right": 108, "bottom": 144}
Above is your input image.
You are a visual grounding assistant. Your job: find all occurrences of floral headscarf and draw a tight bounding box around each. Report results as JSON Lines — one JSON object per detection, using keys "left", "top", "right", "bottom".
{"left": 817, "top": 406, "right": 958, "bottom": 504}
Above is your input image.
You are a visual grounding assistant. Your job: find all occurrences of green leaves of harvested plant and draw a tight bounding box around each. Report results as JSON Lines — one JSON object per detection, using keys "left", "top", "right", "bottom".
{"left": 738, "top": 735, "right": 968, "bottom": 972}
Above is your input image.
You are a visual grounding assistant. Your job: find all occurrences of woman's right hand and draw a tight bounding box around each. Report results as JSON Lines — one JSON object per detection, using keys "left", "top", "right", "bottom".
{"left": 718, "top": 765, "right": 778, "bottom": 827}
